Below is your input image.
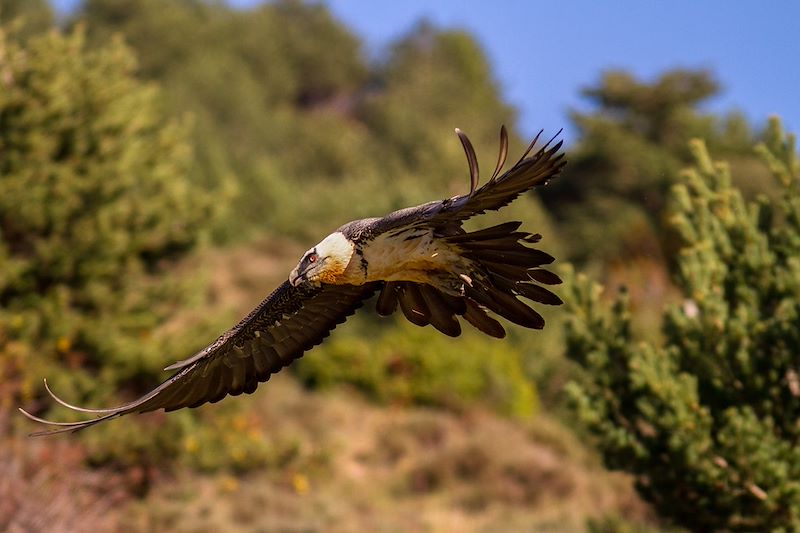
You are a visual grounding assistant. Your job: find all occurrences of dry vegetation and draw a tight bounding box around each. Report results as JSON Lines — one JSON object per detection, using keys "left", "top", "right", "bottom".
{"left": 126, "top": 376, "right": 652, "bottom": 533}
{"left": 0, "top": 420, "right": 126, "bottom": 532}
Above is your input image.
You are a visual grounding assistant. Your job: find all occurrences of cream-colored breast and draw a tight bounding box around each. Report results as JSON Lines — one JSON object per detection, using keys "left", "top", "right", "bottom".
{"left": 341, "top": 229, "right": 463, "bottom": 285}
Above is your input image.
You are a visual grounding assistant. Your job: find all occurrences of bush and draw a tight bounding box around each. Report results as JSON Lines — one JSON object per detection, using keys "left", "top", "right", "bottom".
{"left": 564, "top": 118, "right": 800, "bottom": 530}
{"left": 0, "top": 26, "right": 230, "bottom": 465}
{"left": 547, "top": 69, "right": 769, "bottom": 268}
{"left": 295, "top": 317, "right": 539, "bottom": 418}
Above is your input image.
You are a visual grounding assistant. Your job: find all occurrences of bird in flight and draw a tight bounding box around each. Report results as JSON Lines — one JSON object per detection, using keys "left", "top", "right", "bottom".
{"left": 21, "top": 126, "right": 566, "bottom": 435}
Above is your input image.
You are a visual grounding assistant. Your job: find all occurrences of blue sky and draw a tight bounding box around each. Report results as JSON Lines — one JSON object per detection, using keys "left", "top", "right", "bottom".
{"left": 52, "top": 1, "right": 799, "bottom": 142}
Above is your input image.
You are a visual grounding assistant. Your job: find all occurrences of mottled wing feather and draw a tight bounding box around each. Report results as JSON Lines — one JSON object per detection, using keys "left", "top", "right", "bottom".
{"left": 364, "top": 128, "right": 565, "bottom": 238}
{"left": 361, "top": 128, "right": 565, "bottom": 337}
{"left": 20, "top": 281, "right": 379, "bottom": 435}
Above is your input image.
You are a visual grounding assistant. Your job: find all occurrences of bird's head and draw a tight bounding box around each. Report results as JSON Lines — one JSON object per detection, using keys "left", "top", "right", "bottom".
{"left": 289, "top": 232, "right": 355, "bottom": 287}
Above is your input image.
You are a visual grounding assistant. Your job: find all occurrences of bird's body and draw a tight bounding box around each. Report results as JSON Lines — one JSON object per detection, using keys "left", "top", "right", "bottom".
{"left": 331, "top": 227, "right": 467, "bottom": 288}
{"left": 21, "top": 126, "right": 566, "bottom": 435}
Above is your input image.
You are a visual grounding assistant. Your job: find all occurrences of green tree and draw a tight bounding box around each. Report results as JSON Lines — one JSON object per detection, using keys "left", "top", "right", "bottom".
{"left": 0, "top": 26, "right": 228, "bottom": 462}
{"left": 0, "top": 0, "right": 52, "bottom": 39}
{"left": 353, "top": 22, "right": 559, "bottom": 246}
{"left": 75, "top": 2, "right": 558, "bottom": 247}
{"left": 564, "top": 118, "right": 800, "bottom": 530}
{"left": 77, "top": 0, "right": 371, "bottom": 241}
{"left": 360, "top": 22, "right": 517, "bottom": 182}
{"left": 547, "top": 69, "right": 764, "bottom": 266}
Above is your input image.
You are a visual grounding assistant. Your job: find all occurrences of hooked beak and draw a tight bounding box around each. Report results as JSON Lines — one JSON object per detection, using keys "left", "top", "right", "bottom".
{"left": 289, "top": 267, "right": 303, "bottom": 287}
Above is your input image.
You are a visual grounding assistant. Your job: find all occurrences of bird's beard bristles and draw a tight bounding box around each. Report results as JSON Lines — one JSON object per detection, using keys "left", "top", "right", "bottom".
{"left": 312, "top": 232, "right": 355, "bottom": 285}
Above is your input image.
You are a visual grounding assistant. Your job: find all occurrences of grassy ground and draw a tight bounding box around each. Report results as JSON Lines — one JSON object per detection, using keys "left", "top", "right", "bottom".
{"left": 125, "top": 375, "right": 655, "bottom": 532}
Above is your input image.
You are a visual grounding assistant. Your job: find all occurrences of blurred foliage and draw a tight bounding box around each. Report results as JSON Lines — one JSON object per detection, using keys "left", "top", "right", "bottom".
{"left": 76, "top": 0, "right": 372, "bottom": 241}
{"left": 0, "top": 0, "right": 53, "bottom": 39}
{"left": 73, "top": 1, "right": 537, "bottom": 243}
{"left": 296, "top": 317, "right": 539, "bottom": 418}
{"left": 548, "top": 69, "right": 771, "bottom": 269}
{"left": 0, "top": 24, "right": 238, "bottom": 466}
{"left": 359, "top": 22, "right": 516, "bottom": 178}
{"left": 564, "top": 119, "right": 800, "bottom": 530}
{"left": 587, "top": 514, "right": 676, "bottom": 533}
{"left": 2, "top": 1, "right": 559, "bottom": 474}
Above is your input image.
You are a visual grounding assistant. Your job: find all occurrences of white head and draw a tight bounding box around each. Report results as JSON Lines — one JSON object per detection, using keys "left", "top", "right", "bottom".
{"left": 289, "top": 232, "right": 355, "bottom": 286}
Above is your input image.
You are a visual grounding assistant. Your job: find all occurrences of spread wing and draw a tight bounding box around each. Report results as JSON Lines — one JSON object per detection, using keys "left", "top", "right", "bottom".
{"left": 353, "top": 127, "right": 567, "bottom": 340}
{"left": 20, "top": 281, "right": 379, "bottom": 435}
{"left": 363, "top": 126, "right": 565, "bottom": 238}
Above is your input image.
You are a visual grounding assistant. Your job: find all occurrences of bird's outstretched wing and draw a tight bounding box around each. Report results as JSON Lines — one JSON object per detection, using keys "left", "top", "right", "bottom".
{"left": 348, "top": 127, "right": 567, "bottom": 340}
{"left": 362, "top": 126, "right": 565, "bottom": 238}
{"left": 19, "top": 281, "right": 379, "bottom": 435}
{"left": 20, "top": 126, "right": 566, "bottom": 435}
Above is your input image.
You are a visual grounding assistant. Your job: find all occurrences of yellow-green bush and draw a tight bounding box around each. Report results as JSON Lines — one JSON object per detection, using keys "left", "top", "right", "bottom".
{"left": 295, "top": 318, "right": 539, "bottom": 418}
{"left": 0, "top": 26, "right": 233, "bottom": 465}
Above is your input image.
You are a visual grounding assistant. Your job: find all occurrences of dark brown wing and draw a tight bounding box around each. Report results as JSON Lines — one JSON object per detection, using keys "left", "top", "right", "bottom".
{"left": 358, "top": 126, "right": 565, "bottom": 239}
{"left": 366, "top": 127, "right": 566, "bottom": 338}
{"left": 373, "top": 221, "right": 564, "bottom": 339}
{"left": 20, "top": 281, "right": 379, "bottom": 435}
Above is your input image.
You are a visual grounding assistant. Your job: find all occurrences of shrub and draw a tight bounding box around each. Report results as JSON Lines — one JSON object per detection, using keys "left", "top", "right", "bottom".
{"left": 0, "top": 26, "right": 230, "bottom": 466}
{"left": 564, "top": 118, "right": 800, "bottom": 530}
{"left": 295, "top": 317, "right": 539, "bottom": 418}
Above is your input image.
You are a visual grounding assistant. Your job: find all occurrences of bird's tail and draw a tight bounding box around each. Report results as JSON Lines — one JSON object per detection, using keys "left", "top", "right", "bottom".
{"left": 375, "top": 221, "right": 561, "bottom": 338}
{"left": 449, "top": 221, "right": 562, "bottom": 333}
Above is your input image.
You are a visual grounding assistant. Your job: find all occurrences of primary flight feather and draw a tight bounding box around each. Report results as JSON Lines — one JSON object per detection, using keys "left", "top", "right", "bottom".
{"left": 20, "top": 126, "right": 566, "bottom": 435}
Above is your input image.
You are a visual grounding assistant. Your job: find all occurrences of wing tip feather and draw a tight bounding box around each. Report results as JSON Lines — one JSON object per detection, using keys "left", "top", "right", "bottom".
{"left": 455, "top": 127, "right": 480, "bottom": 197}
{"left": 490, "top": 125, "right": 509, "bottom": 182}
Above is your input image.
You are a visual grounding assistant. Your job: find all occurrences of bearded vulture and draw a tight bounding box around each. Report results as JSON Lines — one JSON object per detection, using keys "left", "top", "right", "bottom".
{"left": 21, "top": 126, "right": 565, "bottom": 435}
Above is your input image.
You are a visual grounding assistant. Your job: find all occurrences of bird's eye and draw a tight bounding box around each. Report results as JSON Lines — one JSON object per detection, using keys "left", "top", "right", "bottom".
{"left": 308, "top": 253, "right": 318, "bottom": 263}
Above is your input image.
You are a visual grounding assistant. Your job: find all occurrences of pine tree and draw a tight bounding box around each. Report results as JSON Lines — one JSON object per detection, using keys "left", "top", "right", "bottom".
{"left": 547, "top": 69, "right": 766, "bottom": 266}
{"left": 0, "top": 26, "right": 223, "bottom": 450}
{"left": 77, "top": 0, "right": 371, "bottom": 242}
{"left": 564, "top": 118, "right": 800, "bottom": 530}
